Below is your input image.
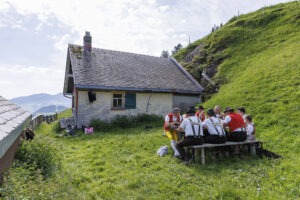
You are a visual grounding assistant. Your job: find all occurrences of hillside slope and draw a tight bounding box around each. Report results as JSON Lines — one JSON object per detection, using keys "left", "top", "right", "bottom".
{"left": 174, "top": 1, "right": 300, "bottom": 100}
{"left": 175, "top": 0, "right": 300, "bottom": 188}
{"left": 33, "top": 105, "right": 68, "bottom": 116}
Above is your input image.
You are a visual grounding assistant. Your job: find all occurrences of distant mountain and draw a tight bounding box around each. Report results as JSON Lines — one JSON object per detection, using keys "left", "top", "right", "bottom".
{"left": 10, "top": 93, "right": 71, "bottom": 114}
{"left": 33, "top": 105, "right": 68, "bottom": 116}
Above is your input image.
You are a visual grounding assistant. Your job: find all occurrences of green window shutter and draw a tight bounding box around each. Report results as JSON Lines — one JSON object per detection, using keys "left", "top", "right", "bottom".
{"left": 125, "top": 93, "right": 136, "bottom": 109}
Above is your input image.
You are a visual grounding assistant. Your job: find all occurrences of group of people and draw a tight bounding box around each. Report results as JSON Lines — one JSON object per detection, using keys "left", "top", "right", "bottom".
{"left": 164, "top": 106, "right": 256, "bottom": 161}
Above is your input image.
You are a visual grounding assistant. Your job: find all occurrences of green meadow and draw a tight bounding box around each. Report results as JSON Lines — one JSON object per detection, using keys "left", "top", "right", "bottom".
{"left": 2, "top": 108, "right": 299, "bottom": 199}
{"left": 1, "top": 1, "right": 300, "bottom": 199}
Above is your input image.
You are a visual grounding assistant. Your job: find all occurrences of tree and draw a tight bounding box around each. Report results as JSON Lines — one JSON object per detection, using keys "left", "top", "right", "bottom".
{"left": 160, "top": 50, "right": 169, "bottom": 58}
{"left": 172, "top": 43, "right": 183, "bottom": 55}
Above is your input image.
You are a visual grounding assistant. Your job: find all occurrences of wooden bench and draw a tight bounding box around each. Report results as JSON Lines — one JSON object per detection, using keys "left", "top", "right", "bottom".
{"left": 186, "top": 140, "right": 265, "bottom": 165}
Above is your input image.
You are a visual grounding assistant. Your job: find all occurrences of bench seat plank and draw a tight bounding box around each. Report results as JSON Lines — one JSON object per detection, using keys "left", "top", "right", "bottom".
{"left": 188, "top": 140, "right": 264, "bottom": 149}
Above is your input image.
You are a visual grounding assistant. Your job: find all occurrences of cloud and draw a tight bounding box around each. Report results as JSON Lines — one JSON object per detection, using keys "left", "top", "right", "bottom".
{"left": 54, "top": 34, "right": 71, "bottom": 52}
{"left": 0, "top": 65, "right": 64, "bottom": 99}
{"left": 4, "top": 0, "right": 293, "bottom": 56}
{"left": 0, "top": 0, "right": 293, "bottom": 98}
{"left": 0, "top": 1, "right": 9, "bottom": 12}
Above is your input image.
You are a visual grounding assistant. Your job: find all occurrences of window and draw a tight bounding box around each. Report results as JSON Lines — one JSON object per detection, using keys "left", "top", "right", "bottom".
{"left": 112, "top": 92, "right": 136, "bottom": 109}
{"left": 125, "top": 93, "right": 136, "bottom": 109}
{"left": 112, "top": 93, "right": 124, "bottom": 108}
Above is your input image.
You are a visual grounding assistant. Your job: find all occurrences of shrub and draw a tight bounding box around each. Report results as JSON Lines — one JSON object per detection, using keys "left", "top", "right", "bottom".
{"left": 0, "top": 162, "right": 74, "bottom": 200}
{"left": 135, "top": 113, "right": 163, "bottom": 123}
{"left": 90, "top": 119, "right": 112, "bottom": 132}
{"left": 111, "top": 115, "right": 135, "bottom": 128}
{"left": 90, "top": 114, "right": 163, "bottom": 132}
{"left": 15, "top": 138, "right": 61, "bottom": 178}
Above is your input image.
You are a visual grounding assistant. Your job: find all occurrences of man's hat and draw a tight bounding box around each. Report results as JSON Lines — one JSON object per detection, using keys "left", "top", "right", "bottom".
{"left": 186, "top": 107, "right": 196, "bottom": 113}
{"left": 198, "top": 105, "right": 205, "bottom": 110}
{"left": 206, "top": 108, "right": 215, "bottom": 116}
{"left": 187, "top": 108, "right": 196, "bottom": 115}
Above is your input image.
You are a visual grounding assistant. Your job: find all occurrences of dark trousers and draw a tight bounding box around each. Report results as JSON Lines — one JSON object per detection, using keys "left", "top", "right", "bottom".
{"left": 176, "top": 136, "right": 203, "bottom": 160}
{"left": 204, "top": 135, "right": 226, "bottom": 144}
{"left": 227, "top": 131, "right": 247, "bottom": 142}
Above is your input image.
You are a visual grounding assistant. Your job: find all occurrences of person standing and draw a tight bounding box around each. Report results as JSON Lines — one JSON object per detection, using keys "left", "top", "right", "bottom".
{"left": 196, "top": 105, "right": 206, "bottom": 122}
{"left": 202, "top": 109, "right": 226, "bottom": 144}
{"left": 176, "top": 108, "right": 204, "bottom": 162}
{"left": 164, "top": 108, "right": 182, "bottom": 157}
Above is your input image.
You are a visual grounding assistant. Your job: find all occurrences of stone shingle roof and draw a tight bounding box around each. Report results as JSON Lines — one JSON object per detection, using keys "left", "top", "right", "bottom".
{"left": 0, "top": 96, "right": 31, "bottom": 158}
{"left": 67, "top": 44, "right": 203, "bottom": 94}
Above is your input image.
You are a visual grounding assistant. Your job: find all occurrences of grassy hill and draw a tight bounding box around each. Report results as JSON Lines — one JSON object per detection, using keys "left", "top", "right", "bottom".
{"left": 175, "top": 2, "right": 300, "bottom": 156}
{"left": 174, "top": 2, "right": 300, "bottom": 101}
{"left": 1, "top": 2, "right": 300, "bottom": 200}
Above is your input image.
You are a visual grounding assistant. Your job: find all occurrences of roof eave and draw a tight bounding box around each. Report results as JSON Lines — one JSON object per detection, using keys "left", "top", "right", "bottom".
{"left": 74, "top": 84, "right": 202, "bottom": 95}
{"left": 170, "top": 57, "right": 204, "bottom": 92}
{"left": 63, "top": 46, "right": 74, "bottom": 95}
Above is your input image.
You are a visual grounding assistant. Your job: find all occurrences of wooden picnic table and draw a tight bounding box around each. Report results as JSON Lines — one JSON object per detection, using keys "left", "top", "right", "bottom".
{"left": 186, "top": 140, "right": 265, "bottom": 165}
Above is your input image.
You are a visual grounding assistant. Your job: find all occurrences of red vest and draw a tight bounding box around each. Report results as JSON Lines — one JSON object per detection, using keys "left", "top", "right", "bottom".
{"left": 228, "top": 113, "right": 246, "bottom": 132}
{"left": 196, "top": 112, "right": 206, "bottom": 122}
{"left": 164, "top": 113, "right": 181, "bottom": 131}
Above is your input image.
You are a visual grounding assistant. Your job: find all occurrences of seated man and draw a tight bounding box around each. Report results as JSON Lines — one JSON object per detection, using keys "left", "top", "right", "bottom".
{"left": 176, "top": 108, "right": 203, "bottom": 161}
{"left": 237, "top": 107, "right": 246, "bottom": 122}
{"left": 182, "top": 107, "right": 196, "bottom": 120}
{"left": 245, "top": 114, "right": 256, "bottom": 141}
{"left": 202, "top": 108, "right": 226, "bottom": 144}
{"left": 223, "top": 108, "right": 247, "bottom": 142}
{"left": 164, "top": 108, "right": 182, "bottom": 157}
{"left": 214, "top": 105, "right": 221, "bottom": 118}
{"left": 196, "top": 105, "right": 206, "bottom": 122}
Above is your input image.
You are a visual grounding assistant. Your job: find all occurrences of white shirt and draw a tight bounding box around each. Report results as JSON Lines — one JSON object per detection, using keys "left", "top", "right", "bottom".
{"left": 180, "top": 116, "right": 203, "bottom": 137}
{"left": 215, "top": 113, "right": 220, "bottom": 118}
{"left": 246, "top": 122, "right": 256, "bottom": 140}
{"left": 224, "top": 115, "right": 242, "bottom": 132}
{"left": 165, "top": 115, "right": 182, "bottom": 123}
{"left": 202, "top": 117, "right": 226, "bottom": 136}
{"left": 242, "top": 114, "right": 246, "bottom": 122}
{"left": 246, "top": 122, "right": 255, "bottom": 136}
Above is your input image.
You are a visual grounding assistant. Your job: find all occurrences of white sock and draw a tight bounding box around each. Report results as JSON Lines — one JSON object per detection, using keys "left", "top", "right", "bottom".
{"left": 170, "top": 140, "right": 180, "bottom": 156}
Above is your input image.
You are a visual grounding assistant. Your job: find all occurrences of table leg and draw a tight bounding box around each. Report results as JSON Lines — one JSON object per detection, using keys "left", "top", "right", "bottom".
{"left": 250, "top": 145, "right": 256, "bottom": 155}
{"left": 195, "top": 149, "right": 199, "bottom": 163}
{"left": 201, "top": 148, "right": 205, "bottom": 165}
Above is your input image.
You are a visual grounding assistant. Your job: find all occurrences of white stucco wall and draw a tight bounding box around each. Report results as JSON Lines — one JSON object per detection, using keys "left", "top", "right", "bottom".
{"left": 75, "top": 90, "right": 173, "bottom": 127}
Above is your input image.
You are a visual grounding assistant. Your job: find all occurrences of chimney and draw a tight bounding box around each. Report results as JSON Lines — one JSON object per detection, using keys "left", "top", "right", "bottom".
{"left": 83, "top": 31, "right": 92, "bottom": 53}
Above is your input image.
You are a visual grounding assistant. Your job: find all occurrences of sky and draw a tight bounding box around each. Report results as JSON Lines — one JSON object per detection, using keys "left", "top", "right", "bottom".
{"left": 0, "top": 0, "right": 292, "bottom": 99}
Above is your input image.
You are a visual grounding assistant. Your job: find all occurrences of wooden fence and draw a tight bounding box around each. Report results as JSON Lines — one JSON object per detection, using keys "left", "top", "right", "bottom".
{"left": 29, "top": 113, "right": 58, "bottom": 131}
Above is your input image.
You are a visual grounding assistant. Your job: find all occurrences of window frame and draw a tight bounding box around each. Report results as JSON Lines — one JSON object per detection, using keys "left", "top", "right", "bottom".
{"left": 111, "top": 92, "right": 125, "bottom": 110}
{"left": 111, "top": 92, "right": 137, "bottom": 110}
